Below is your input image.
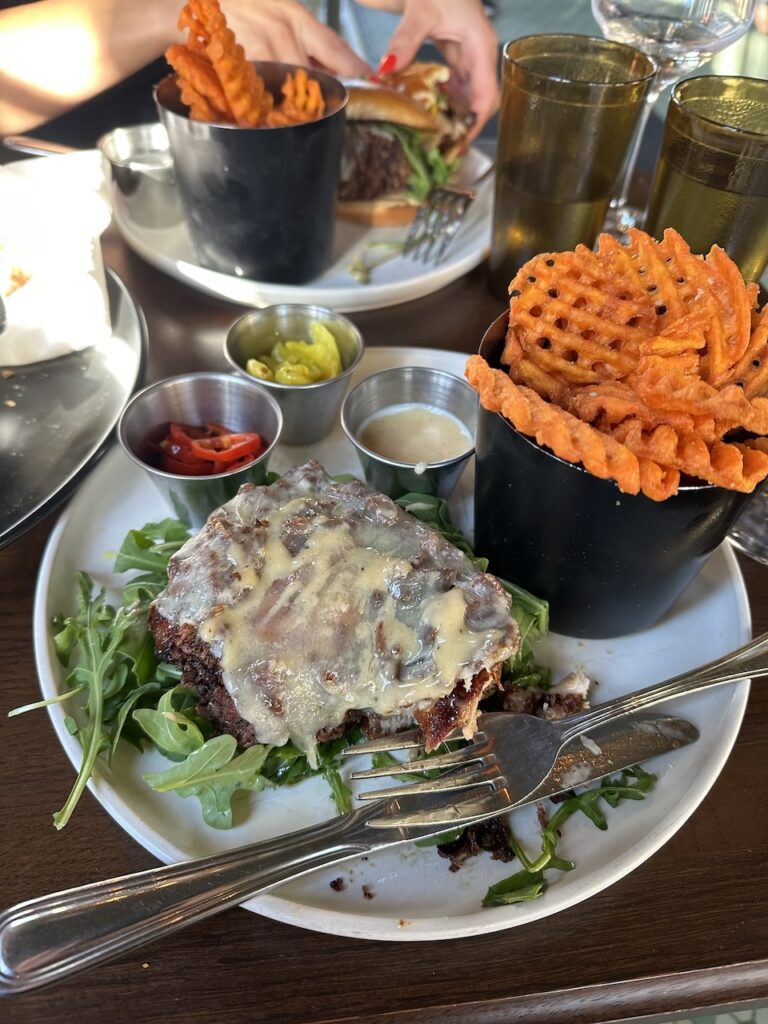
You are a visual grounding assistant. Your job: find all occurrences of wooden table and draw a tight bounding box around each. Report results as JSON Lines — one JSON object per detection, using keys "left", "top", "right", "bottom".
{"left": 3, "top": 232, "right": 767, "bottom": 1024}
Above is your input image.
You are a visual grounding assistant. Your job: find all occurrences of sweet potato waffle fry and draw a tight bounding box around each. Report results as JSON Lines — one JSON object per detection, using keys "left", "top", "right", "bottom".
{"left": 468, "top": 228, "right": 768, "bottom": 501}
{"left": 165, "top": 0, "right": 325, "bottom": 127}
{"left": 269, "top": 69, "right": 326, "bottom": 125}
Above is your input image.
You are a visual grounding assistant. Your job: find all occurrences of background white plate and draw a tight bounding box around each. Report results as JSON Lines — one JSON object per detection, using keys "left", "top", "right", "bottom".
{"left": 112, "top": 149, "right": 493, "bottom": 312}
{"left": 33, "top": 347, "right": 751, "bottom": 941}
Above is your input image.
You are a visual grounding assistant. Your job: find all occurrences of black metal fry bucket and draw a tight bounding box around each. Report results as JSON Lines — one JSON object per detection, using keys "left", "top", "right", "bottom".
{"left": 155, "top": 63, "right": 347, "bottom": 284}
{"left": 474, "top": 312, "right": 754, "bottom": 638}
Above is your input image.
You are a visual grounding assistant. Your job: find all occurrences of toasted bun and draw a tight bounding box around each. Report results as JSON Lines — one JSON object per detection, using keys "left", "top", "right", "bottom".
{"left": 346, "top": 85, "right": 441, "bottom": 133}
{"left": 336, "top": 195, "right": 420, "bottom": 227}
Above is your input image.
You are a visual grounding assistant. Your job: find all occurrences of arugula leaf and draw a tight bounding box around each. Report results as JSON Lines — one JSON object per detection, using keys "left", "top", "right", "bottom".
{"left": 113, "top": 519, "right": 190, "bottom": 577}
{"left": 133, "top": 685, "right": 208, "bottom": 761}
{"left": 374, "top": 124, "right": 459, "bottom": 203}
{"left": 415, "top": 827, "right": 466, "bottom": 848}
{"left": 387, "top": 125, "right": 433, "bottom": 201}
{"left": 12, "top": 521, "right": 192, "bottom": 828}
{"left": 425, "top": 146, "right": 457, "bottom": 189}
{"left": 482, "top": 767, "right": 657, "bottom": 908}
{"left": 371, "top": 749, "right": 439, "bottom": 785}
{"left": 262, "top": 730, "right": 363, "bottom": 814}
{"left": 109, "top": 681, "right": 166, "bottom": 757}
{"left": 482, "top": 869, "right": 547, "bottom": 907}
{"left": 143, "top": 735, "right": 270, "bottom": 829}
{"left": 322, "top": 766, "right": 353, "bottom": 815}
{"left": 51, "top": 575, "right": 138, "bottom": 829}
{"left": 261, "top": 741, "right": 311, "bottom": 786}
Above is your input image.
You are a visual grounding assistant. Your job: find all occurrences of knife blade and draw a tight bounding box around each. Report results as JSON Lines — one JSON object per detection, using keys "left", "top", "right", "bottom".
{"left": 518, "top": 711, "right": 699, "bottom": 806}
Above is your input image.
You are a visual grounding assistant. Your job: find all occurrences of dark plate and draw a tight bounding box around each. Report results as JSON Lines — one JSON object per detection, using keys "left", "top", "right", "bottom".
{"left": 0, "top": 268, "right": 147, "bottom": 549}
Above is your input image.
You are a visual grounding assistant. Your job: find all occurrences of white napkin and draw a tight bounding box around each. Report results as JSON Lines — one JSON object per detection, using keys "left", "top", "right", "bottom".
{"left": 0, "top": 162, "right": 112, "bottom": 366}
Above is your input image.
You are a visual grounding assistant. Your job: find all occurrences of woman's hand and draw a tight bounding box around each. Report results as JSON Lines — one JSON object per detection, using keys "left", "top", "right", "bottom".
{"left": 357, "top": 0, "right": 500, "bottom": 140}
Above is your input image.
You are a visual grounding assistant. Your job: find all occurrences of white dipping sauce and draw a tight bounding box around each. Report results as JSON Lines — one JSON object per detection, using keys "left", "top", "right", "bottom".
{"left": 359, "top": 403, "right": 473, "bottom": 464}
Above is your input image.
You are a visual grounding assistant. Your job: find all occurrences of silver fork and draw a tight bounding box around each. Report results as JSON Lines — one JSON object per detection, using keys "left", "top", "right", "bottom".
{"left": 347, "top": 630, "right": 768, "bottom": 808}
{"left": 403, "top": 163, "right": 495, "bottom": 265}
{"left": 0, "top": 709, "right": 698, "bottom": 996}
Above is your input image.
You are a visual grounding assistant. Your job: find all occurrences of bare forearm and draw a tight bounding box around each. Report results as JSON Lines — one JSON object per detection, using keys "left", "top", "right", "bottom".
{"left": 0, "top": 0, "right": 180, "bottom": 134}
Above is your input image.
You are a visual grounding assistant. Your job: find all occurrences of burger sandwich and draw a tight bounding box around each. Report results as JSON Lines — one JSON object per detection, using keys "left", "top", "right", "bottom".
{"left": 337, "top": 62, "right": 474, "bottom": 227}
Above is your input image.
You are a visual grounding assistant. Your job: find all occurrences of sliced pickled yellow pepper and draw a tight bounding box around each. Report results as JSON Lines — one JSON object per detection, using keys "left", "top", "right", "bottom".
{"left": 245, "top": 321, "right": 343, "bottom": 387}
{"left": 274, "top": 362, "right": 318, "bottom": 385}
{"left": 245, "top": 358, "right": 274, "bottom": 380}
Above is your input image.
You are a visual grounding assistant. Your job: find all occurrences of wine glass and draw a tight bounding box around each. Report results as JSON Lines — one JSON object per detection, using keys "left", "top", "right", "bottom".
{"left": 591, "top": 0, "right": 759, "bottom": 234}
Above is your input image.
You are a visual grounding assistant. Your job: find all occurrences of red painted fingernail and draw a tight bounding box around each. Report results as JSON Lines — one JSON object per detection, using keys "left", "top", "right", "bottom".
{"left": 378, "top": 53, "right": 397, "bottom": 75}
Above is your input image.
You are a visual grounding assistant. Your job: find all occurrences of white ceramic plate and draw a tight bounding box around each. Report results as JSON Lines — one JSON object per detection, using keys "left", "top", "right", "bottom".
{"left": 112, "top": 149, "right": 493, "bottom": 313}
{"left": 33, "top": 347, "right": 751, "bottom": 941}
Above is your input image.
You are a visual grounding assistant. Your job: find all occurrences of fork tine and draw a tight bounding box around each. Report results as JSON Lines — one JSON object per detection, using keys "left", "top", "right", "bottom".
{"left": 403, "top": 201, "right": 430, "bottom": 255}
{"left": 403, "top": 191, "right": 439, "bottom": 255}
{"left": 356, "top": 761, "right": 501, "bottom": 801}
{"left": 418, "top": 202, "right": 453, "bottom": 263}
{"left": 367, "top": 785, "right": 512, "bottom": 830}
{"left": 432, "top": 193, "right": 475, "bottom": 263}
{"left": 341, "top": 729, "right": 424, "bottom": 756}
{"left": 422, "top": 191, "right": 463, "bottom": 261}
{"left": 421, "top": 216, "right": 450, "bottom": 262}
{"left": 341, "top": 726, "right": 465, "bottom": 756}
{"left": 413, "top": 191, "right": 453, "bottom": 259}
{"left": 350, "top": 739, "right": 491, "bottom": 779}
{"left": 404, "top": 187, "right": 477, "bottom": 266}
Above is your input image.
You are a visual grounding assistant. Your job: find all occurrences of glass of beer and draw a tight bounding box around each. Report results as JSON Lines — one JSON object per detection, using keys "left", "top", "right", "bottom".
{"left": 488, "top": 34, "right": 656, "bottom": 300}
{"left": 645, "top": 76, "right": 768, "bottom": 283}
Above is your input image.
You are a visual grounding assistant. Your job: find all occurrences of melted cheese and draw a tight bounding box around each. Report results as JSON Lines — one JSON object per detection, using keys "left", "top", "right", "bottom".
{"left": 153, "top": 463, "right": 519, "bottom": 766}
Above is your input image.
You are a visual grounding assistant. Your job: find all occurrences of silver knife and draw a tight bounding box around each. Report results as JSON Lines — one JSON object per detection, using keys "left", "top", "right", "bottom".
{"left": 0, "top": 711, "right": 697, "bottom": 995}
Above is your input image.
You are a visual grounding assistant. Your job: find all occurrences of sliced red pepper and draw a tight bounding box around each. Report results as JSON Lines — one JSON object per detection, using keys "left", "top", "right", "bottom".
{"left": 188, "top": 433, "right": 265, "bottom": 463}
{"left": 155, "top": 421, "right": 266, "bottom": 475}
{"left": 160, "top": 452, "right": 213, "bottom": 475}
{"left": 227, "top": 454, "right": 259, "bottom": 469}
{"left": 168, "top": 424, "right": 186, "bottom": 444}
{"left": 190, "top": 431, "right": 263, "bottom": 451}
{"left": 159, "top": 440, "right": 209, "bottom": 465}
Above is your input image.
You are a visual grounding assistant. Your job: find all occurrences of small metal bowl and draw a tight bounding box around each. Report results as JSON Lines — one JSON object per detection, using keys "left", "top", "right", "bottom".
{"left": 117, "top": 372, "right": 282, "bottom": 527}
{"left": 223, "top": 304, "right": 364, "bottom": 445}
{"left": 97, "top": 123, "right": 183, "bottom": 229}
{"left": 341, "top": 366, "right": 477, "bottom": 500}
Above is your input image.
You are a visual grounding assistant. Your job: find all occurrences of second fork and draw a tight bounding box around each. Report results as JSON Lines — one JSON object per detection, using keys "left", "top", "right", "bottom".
{"left": 403, "top": 162, "right": 495, "bottom": 265}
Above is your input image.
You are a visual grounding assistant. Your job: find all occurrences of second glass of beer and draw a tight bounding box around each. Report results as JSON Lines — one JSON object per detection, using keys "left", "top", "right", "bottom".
{"left": 488, "top": 34, "right": 656, "bottom": 300}
{"left": 645, "top": 76, "right": 768, "bottom": 284}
